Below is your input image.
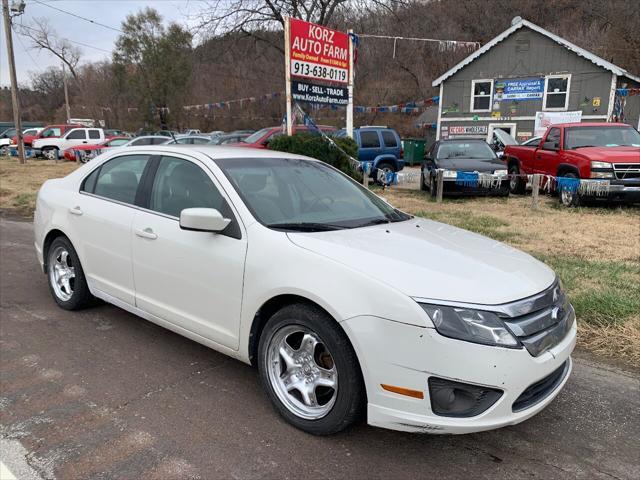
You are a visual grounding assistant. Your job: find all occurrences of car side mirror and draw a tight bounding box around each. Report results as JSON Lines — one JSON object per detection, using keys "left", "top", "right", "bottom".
{"left": 179, "top": 208, "right": 231, "bottom": 233}
{"left": 543, "top": 141, "right": 559, "bottom": 151}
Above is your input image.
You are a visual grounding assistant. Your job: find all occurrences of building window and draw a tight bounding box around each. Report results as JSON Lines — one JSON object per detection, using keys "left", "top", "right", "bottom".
{"left": 470, "top": 79, "right": 493, "bottom": 112}
{"left": 543, "top": 74, "right": 571, "bottom": 111}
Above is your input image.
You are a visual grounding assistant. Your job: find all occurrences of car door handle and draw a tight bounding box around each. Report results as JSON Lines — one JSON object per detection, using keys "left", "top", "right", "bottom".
{"left": 135, "top": 228, "right": 157, "bottom": 240}
{"left": 69, "top": 206, "right": 83, "bottom": 216}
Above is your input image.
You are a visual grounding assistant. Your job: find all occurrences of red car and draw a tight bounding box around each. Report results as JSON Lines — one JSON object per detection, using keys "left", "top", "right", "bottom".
{"left": 23, "top": 124, "right": 83, "bottom": 151}
{"left": 11, "top": 127, "right": 43, "bottom": 147}
{"left": 504, "top": 122, "right": 640, "bottom": 205}
{"left": 230, "top": 125, "right": 337, "bottom": 149}
{"left": 63, "top": 136, "right": 129, "bottom": 161}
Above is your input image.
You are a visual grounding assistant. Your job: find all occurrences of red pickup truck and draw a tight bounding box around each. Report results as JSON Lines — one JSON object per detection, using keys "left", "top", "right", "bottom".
{"left": 504, "top": 123, "right": 640, "bottom": 205}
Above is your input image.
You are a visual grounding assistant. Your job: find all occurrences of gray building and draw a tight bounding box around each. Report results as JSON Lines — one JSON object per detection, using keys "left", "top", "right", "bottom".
{"left": 432, "top": 17, "right": 640, "bottom": 144}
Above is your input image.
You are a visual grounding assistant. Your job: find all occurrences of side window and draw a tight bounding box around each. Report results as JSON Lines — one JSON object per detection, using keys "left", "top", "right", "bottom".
{"left": 543, "top": 128, "right": 561, "bottom": 150}
{"left": 88, "top": 129, "right": 101, "bottom": 139}
{"left": 381, "top": 130, "right": 398, "bottom": 148}
{"left": 92, "top": 155, "right": 150, "bottom": 204}
{"left": 192, "top": 138, "right": 210, "bottom": 144}
{"left": 66, "top": 129, "right": 87, "bottom": 140}
{"left": 360, "top": 131, "right": 381, "bottom": 148}
{"left": 151, "top": 137, "right": 168, "bottom": 145}
{"left": 81, "top": 168, "right": 100, "bottom": 193}
{"left": 132, "top": 138, "right": 151, "bottom": 146}
{"left": 149, "top": 157, "right": 225, "bottom": 218}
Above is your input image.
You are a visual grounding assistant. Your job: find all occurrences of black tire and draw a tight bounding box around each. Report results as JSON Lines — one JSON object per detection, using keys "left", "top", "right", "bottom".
{"left": 375, "top": 162, "right": 395, "bottom": 186}
{"left": 509, "top": 163, "right": 526, "bottom": 194}
{"left": 558, "top": 171, "right": 580, "bottom": 207}
{"left": 46, "top": 236, "right": 94, "bottom": 310}
{"left": 429, "top": 173, "right": 437, "bottom": 198}
{"left": 42, "top": 146, "right": 59, "bottom": 160}
{"left": 257, "top": 303, "right": 365, "bottom": 435}
{"left": 420, "top": 170, "right": 427, "bottom": 191}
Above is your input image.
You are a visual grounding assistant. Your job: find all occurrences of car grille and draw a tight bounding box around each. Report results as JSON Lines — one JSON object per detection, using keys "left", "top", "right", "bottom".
{"left": 512, "top": 360, "right": 570, "bottom": 412}
{"left": 497, "top": 281, "right": 575, "bottom": 357}
{"left": 613, "top": 163, "right": 640, "bottom": 180}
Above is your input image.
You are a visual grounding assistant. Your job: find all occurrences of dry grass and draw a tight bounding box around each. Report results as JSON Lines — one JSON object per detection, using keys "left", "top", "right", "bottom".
{"left": 579, "top": 317, "right": 640, "bottom": 367}
{"left": 0, "top": 155, "right": 79, "bottom": 216}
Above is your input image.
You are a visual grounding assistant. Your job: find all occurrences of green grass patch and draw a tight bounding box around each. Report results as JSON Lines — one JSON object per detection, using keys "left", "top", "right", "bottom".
{"left": 536, "top": 255, "right": 640, "bottom": 327}
{"left": 414, "top": 210, "right": 520, "bottom": 242}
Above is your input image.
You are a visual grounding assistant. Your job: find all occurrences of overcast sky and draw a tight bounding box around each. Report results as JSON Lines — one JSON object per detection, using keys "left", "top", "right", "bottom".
{"left": 1, "top": 0, "right": 204, "bottom": 87}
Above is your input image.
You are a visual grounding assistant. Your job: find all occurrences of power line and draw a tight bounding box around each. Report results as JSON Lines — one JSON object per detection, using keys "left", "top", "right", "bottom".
{"left": 29, "top": 0, "right": 124, "bottom": 33}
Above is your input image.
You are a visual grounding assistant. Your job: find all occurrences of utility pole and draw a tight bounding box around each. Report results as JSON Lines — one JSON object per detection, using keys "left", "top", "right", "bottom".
{"left": 62, "top": 62, "right": 71, "bottom": 123}
{"left": 2, "top": 0, "right": 25, "bottom": 163}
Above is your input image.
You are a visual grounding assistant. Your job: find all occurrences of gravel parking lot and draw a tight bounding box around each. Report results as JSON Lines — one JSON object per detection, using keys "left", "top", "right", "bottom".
{"left": 1, "top": 218, "right": 639, "bottom": 480}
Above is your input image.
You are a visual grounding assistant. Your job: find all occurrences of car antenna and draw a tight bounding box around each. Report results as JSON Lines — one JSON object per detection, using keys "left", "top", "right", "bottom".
{"left": 169, "top": 129, "right": 177, "bottom": 143}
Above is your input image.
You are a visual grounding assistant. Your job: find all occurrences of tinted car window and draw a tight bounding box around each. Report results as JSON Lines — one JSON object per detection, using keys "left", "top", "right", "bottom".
{"left": 88, "top": 129, "right": 101, "bottom": 139}
{"left": 92, "top": 155, "right": 150, "bottom": 204}
{"left": 360, "top": 131, "right": 380, "bottom": 148}
{"left": 66, "top": 129, "right": 87, "bottom": 140}
{"left": 543, "top": 128, "right": 561, "bottom": 150}
{"left": 151, "top": 137, "right": 169, "bottom": 145}
{"left": 192, "top": 137, "right": 210, "bottom": 144}
{"left": 381, "top": 130, "right": 398, "bottom": 148}
{"left": 150, "top": 157, "right": 225, "bottom": 218}
{"left": 131, "top": 137, "right": 151, "bottom": 146}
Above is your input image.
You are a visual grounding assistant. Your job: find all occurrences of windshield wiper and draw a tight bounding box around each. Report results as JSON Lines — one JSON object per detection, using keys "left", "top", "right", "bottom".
{"left": 573, "top": 145, "right": 596, "bottom": 149}
{"left": 267, "top": 222, "right": 346, "bottom": 231}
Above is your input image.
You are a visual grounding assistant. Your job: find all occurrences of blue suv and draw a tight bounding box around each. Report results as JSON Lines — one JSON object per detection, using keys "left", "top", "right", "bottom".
{"left": 335, "top": 126, "right": 404, "bottom": 183}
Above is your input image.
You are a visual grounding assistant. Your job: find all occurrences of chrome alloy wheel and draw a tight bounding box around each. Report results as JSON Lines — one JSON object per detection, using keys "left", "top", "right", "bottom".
{"left": 48, "top": 245, "right": 76, "bottom": 301}
{"left": 266, "top": 325, "right": 338, "bottom": 420}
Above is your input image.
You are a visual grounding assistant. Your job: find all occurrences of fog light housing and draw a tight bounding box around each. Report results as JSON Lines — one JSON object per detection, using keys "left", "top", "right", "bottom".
{"left": 428, "top": 377, "right": 502, "bottom": 417}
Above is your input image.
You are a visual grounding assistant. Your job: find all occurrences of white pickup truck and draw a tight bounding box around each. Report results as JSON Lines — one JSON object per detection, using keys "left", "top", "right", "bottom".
{"left": 33, "top": 127, "right": 106, "bottom": 159}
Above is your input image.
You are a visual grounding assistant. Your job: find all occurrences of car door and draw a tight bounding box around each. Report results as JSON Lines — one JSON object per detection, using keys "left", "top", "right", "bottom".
{"left": 62, "top": 129, "right": 88, "bottom": 150}
{"left": 87, "top": 129, "right": 102, "bottom": 145}
{"left": 535, "top": 127, "right": 561, "bottom": 174}
{"left": 72, "top": 153, "right": 153, "bottom": 305}
{"left": 131, "top": 154, "right": 247, "bottom": 349}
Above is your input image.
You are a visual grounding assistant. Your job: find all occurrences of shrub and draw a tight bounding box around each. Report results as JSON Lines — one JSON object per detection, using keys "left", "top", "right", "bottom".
{"left": 268, "top": 132, "right": 360, "bottom": 179}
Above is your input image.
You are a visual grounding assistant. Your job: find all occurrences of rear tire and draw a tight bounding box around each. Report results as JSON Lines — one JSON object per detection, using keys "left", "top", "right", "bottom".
{"left": 420, "top": 170, "right": 427, "bottom": 191}
{"left": 257, "top": 303, "right": 365, "bottom": 435}
{"left": 375, "top": 162, "right": 395, "bottom": 186}
{"left": 509, "top": 164, "right": 525, "bottom": 194}
{"left": 46, "top": 236, "right": 94, "bottom": 310}
{"left": 430, "top": 173, "right": 437, "bottom": 198}
{"left": 42, "top": 146, "right": 59, "bottom": 160}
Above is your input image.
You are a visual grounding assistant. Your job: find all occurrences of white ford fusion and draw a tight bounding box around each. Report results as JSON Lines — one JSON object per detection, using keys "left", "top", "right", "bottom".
{"left": 34, "top": 146, "right": 576, "bottom": 435}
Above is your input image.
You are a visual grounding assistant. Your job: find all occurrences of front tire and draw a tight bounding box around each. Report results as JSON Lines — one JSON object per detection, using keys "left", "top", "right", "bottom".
{"left": 559, "top": 172, "right": 581, "bottom": 207}
{"left": 375, "top": 162, "right": 395, "bottom": 186}
{"left": 46, "top": 236, "right": 94, "bottom": 310}
{"left": 258, "top": 303, "right": 365, "bottom": 435}
{"left": 420, "top": 170, "right": 427, "bottom": 191}
{"left": 42, "top": 146, "right": 59, "bottom": 160}
{"left": 509, "top": 164, "right": 526, "bottom": 194}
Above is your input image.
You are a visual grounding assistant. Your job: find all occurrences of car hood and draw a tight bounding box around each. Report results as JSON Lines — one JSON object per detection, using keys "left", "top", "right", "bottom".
{"left": 436, "top": 157, "right": 505, "bottom": 172}
{"left": 571, "top": 146, "right": 640, "bottom": 162}
{"left": 287, "top": 218, "right": 555, "bottom": 305}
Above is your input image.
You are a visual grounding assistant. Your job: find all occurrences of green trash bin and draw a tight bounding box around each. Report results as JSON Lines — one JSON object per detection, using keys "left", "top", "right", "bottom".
{"left": 403, "top": 138, "right": 426, "bottom": 166}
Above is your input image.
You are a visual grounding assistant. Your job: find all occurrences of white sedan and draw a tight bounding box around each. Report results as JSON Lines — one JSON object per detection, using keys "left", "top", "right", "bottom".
{"left": 34, "top": 146, "right": 576, "bottom": 435}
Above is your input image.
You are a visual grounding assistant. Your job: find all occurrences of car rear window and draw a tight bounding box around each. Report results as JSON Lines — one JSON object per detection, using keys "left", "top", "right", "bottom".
{"left": 381, "top": 130, "right": 398, "bottom": 148}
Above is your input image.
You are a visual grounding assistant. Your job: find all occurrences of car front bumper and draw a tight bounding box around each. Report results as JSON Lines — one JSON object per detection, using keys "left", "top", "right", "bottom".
{"left": 341, "top": 315, "right": 576, "bottom": 434}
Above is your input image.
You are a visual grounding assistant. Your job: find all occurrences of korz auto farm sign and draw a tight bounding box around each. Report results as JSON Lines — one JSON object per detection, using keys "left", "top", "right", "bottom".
{"left": 289, "top": 18, "right": 350, "bottom": 84}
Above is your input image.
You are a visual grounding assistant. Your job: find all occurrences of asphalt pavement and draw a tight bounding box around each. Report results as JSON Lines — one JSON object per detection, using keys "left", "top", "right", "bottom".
{"left": 1, "top": 218, "right": 639, "bottom": 480}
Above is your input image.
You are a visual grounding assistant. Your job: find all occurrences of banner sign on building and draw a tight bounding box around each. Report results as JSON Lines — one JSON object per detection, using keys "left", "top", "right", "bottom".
{"left": 291, "top": 80, "right": 348, "bottom": 106}
{"left": 534, "top": 110, "right": 582, "bottom": 136}
{"left": 494, "top": 78, "right": 544, "bottom": 101}
{"left": 449, "top": 125, "right": 488, "bottom": 135}
{"left": 289, "top": 18, "right": 350, "bottom": 84}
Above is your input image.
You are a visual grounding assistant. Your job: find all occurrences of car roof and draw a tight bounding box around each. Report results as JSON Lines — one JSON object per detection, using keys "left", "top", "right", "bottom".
{"left": 117, "top": 144, "right": 322, "bottom": 162}
{"left": 438, "top": 138, "right": 487, "bottom": 142}
{"left": 555, "top": 122, "right": 630, "bottom": 128}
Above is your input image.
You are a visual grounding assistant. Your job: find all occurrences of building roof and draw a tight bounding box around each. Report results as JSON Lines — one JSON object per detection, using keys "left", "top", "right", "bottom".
{"left": 432, "top": 18, "right": 640, "bottom": 87}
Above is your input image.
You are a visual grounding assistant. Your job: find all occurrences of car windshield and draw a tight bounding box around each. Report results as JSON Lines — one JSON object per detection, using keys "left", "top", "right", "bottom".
{"left": 242, "top": 128, "right": 273, "bottom": 144}
{"left": 564, "top": 126, "right": 640, "bottom": 149}
{"left": 41, "top": 127, "right": 61, "bottom": 137}
{"left": 437, "top": 142, "right": 496, "bottom": 160}
{"left": 217, "top": 157, "right": 411, "bottom": 231}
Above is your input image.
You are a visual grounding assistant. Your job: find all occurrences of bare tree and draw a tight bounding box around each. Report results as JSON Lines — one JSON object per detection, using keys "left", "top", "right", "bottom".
{"left": 17, "top": 17, "right": 82, "bottom": 80}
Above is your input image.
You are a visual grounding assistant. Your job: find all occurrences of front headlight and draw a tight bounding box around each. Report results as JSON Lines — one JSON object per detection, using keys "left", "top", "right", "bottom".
{"left": 590, "top": 161, "right": 612, "bottom": 169}
{"left": 420, "top": 304, "right": 519, "bottom": 348}
{"left": 442, "top": 170, "right": 458, "bottom": 178}
{"left": 493, "top": 169, "right": 508, "bottom": 176}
